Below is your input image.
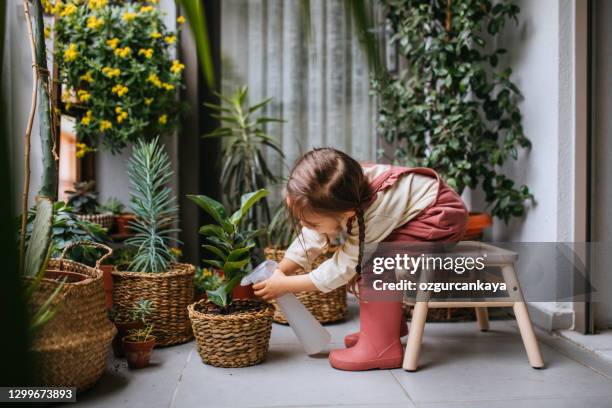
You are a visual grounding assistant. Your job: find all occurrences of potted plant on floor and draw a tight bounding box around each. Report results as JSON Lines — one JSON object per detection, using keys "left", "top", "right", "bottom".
{"left": 373, "top": 0, "right": 534, "bottom": 238}
{"left": 264, "top": 205, "right": 347, "bottom": 324}
{"left": 187, "top": 189, "right": 275, "bottom": 368}
{"left": 111, "top": 137, "right": 195, "bottom": 346}
{"left": 120, "top": 299, "right": 156, "bottom": 368}
{"left": 65, "top": 181, "right": 115, "bottom": 231}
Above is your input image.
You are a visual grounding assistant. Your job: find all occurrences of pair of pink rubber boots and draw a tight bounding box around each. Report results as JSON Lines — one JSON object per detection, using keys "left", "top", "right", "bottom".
{"left": 329, "top": 297, "right": 408, "bottom": 371}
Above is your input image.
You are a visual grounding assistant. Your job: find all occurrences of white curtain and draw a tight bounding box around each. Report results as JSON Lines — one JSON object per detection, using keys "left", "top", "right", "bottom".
{"left": 221, "top": 0, "right": 378, "bottom": 193}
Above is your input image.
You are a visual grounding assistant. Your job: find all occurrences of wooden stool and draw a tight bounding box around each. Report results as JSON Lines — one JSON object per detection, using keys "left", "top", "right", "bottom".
{"left": 402, "top": 241, "right": 544, "bottom": 371}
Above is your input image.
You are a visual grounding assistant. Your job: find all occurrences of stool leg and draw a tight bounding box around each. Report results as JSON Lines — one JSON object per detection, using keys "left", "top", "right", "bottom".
{"left": 475, "top": 307, "right": 489, "bottom": 331}
{"left": 513, "top": 301, "right": 544, "bottom": 368}
{"left": 403, "top": 302, "right": 428, "bottom": 371}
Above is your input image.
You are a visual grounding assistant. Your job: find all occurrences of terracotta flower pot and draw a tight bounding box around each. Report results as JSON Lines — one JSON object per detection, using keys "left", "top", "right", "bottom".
{"left": 463, "top": 212, "right": 493, "bottom": 241}
{"left": 115, "top": 213, "right": 136, "bottom": 236}
{"left": 99, "top": 265, "right": 114, "bottom": 310}
{"left": 112, "top": 321, "right": 144, "bottom": 358}
{"left": 122, "top": 335, "right": 156, "bottom": 369}
{"left": 232, "top": 284, "right": 255, "bottom": 300}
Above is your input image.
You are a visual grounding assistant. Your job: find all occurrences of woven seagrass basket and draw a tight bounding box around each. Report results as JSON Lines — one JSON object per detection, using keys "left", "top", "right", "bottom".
{"left": 111, "top": 263, "right": 195, "bottom": 346}
{"left": 25, "top": 242, "right": 116, "bottom": 392}
{"left": 188, "top": 299, "right": 274, "bottom": 368}
{"left": 76, "top": 212, "right": 114, "bottom": 230}
{"left": 264, "top": 247, "right": 347, "bottom": 324}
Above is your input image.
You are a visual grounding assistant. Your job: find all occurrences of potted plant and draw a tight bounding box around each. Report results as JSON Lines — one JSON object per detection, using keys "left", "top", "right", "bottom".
{"left": 204, "top": 86, "right": 284, "bottom": 255}
{"left": 193, "top": 267, "right": 224, "bottom": 301}
{"left": 65, "top": 180, "right": 115, "bottom": 231}
{"left": 187, "top": 189, "right": 275, "bottom": 367}
{"left": 116, "top": 299, "right": 155, "bottom": 367}
{"left": 373, "top": 0, "right": 534, "bottom": 238}
{"left": 23, "top": 198, "right": 116, "bottom": 391}
{"left": 111, "top": 138, "right": 195, "bottom": 346}
{"left": 26, "top": 201, "right": 114, "bottom": 308}
{"left": 53, "top": 0, "right": 185, "bottom": 154}
{"left": 264, "top": 205, "right": 347, "bottom": 324}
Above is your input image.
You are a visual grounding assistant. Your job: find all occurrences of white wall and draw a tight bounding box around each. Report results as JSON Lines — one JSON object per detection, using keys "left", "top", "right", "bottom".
{"left": 471, "top": 0, "right": 579, "bottom": 329}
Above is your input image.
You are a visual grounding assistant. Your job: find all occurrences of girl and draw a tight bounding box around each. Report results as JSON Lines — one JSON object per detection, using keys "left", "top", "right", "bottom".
{"left": 253, "top": 148, "right": 468, "bottom": 371}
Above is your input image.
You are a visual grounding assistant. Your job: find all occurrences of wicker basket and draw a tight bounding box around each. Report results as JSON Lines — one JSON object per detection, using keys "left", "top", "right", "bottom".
{"left": 76, "top": 212, "right": 114, "bottom": 230}
{"left": 111, "top": 263, "right": 195, "bottom": 346}
{"left": 188, "top": 299, "right": 274, "bottom": 368}
{"left": 264, "top": 247, "right": 347, "bottom": 324}
{"left": 25, "top": 242, "right": 116, "bottom": 392}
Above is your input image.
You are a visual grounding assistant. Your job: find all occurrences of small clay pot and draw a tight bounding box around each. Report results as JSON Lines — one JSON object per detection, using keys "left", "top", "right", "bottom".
{"left": 99, "top": 265, "right": 114, "bottom": 310}
{"left": 463, "top": 212, "right": 493, "bottom": 240}
{"left": 112, "top": 320, "right": 144, "bottom": 358}
{"left": 115, "top": 213, "right": 136, "bottom": 236}
{"left": 122, "top": 335, "right": 156, "bottom": 369}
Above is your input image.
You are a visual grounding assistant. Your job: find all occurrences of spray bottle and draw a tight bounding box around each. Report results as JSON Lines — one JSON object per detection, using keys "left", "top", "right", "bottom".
{"left": 241, "top": 260, "right": 331, "bottom": 355}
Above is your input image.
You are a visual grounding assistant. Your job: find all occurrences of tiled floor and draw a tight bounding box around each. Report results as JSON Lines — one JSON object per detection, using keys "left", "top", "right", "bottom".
{"left": 75, "top": 299, "right": 612, "bottom": 408}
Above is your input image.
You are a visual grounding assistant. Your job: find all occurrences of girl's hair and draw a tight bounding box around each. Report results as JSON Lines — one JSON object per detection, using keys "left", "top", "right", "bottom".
{"left": 286, "top": 148, "right": 372, "bottom": 294}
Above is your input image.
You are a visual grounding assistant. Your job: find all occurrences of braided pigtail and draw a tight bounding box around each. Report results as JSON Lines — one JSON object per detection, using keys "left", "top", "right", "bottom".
{"left": 347, "top": 206, "right": 366, "bottom": 297}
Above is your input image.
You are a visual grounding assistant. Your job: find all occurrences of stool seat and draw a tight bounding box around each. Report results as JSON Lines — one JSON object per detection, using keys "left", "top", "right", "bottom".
{"left": 401, "top": 241, "right": 545, "bottom": 371}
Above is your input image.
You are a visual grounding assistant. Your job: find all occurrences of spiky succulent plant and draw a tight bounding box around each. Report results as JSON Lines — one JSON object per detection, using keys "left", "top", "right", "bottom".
{"left": 125, "top": 137, "right": 180, "bottom": 273}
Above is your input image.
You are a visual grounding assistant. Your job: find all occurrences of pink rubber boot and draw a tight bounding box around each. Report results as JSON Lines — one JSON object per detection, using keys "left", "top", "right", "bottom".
{"left": 344, "top": 317, "right": 408, "bottom": 348}
{"left": 329, "top": 297, "right": 404, "bottom": 371}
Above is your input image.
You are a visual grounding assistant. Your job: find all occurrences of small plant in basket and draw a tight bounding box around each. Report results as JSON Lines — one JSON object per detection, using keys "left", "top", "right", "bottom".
{"left": 187, "top": 189, "right": 269, "bottom": 307}
{"left": 186, "top": 189, "right": 276, "bottom": 368}
{"left": 65, "top": 181, "right": 115, "bottom": 230}
{"left": 111, "top": 137, "right": 195, "bottom": 347}
{"left": 122, "top": 299, "right": 156, "bottom": 369}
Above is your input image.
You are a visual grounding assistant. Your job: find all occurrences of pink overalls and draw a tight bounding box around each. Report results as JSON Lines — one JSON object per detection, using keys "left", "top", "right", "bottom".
{"left": 366, "top": 166, "right": 468, "bottom": 243}
{"left": 328, "top": 166, "right": 469, "bottom": 371}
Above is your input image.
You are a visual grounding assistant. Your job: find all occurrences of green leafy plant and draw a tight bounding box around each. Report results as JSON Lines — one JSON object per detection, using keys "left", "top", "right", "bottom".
{"left": 131, "top": 299, "right": 155, "bottom": 323}
{"left": 125, "top": 137, "right": 180, "bottom": 273}
{"left": 187, "top": 189, "right": 269, "bottom": 307}
{"left": 374, "top": 0, "right": 533, "bottom": 223}
{"left": 25, "top": 202, "right": 110, "bottom": 267}
{"left": 127, "top": 299, "right": 155, "bottom": 341}
{"left": 22, "top": 197, "right": 65, "bottom": 335}
{"left": 53, "top": 0, "right": 184, "bottom": 153}
{"left": 65, "top": 181, "right": 100, "bottom": 215}
{"left": 194, "top": 267, "right": 224, "bottom": 296}
{"left": 204, "top": 86, "right": 284, "bottom": 225}
{"left": 100, "top": 197, "right": 125, "bottom": 215}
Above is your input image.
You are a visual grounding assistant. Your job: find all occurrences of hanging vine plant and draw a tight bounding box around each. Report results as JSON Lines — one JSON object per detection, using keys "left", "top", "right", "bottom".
{"left": 52, "top": 0, "right": 185, "bottom": 153}
{"left": 374, "top": 0, "right": 533, "bottom": 223}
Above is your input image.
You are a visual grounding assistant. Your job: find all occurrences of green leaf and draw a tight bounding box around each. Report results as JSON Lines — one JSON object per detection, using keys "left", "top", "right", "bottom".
{"left": 229, "top": 189, "right": 269, "bottom": 226}
{"left": 227, "top": 245, "right": 254, "bottom": 262}
{"left": 198, "top": 224, "right": 226, "bottom": 239}
{"left": 24, "top": 197, "right": 53, "bottom": 277}
{"left": 175, "top": 0, "right": 214, "bottom": 88}
{"left": 202, "top": 244, "right": 227, "bottom": 259}
{"left": 187, "top": 194, "right": 230, "bottom": 230}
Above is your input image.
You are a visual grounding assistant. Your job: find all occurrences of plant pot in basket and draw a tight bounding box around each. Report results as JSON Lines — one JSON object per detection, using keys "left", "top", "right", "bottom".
{"left": 111, "top": 264, "right": 195, "bottom": 346}
{"left": 76, "top": 212, "right": 115, "bottom": 231}
{"left": 264, "top": 246, "right": 347, "bottom": 324}
{"left": 24, "top": 242, "right": 117, "bottom": 392}
{"left": 189, "top": 299, "right": 274, "bottom": 368}
{"left": 122, "top": 335, "right": 156, "bottom": 369}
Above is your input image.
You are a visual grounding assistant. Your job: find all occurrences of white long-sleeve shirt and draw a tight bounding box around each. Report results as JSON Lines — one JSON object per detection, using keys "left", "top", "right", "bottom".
{"left": 283, "top": 164, "right": 439, "bottom": 293}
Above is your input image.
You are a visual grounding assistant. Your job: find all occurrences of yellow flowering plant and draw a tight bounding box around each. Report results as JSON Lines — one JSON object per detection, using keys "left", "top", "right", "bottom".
{"left": 54, "top": 0, "right": 185, "bottom": 153}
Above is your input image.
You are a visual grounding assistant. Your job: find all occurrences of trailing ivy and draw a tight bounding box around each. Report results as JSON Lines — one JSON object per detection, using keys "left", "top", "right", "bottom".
{"left": 374, "top": 0, "right": 534, "bottom": 223}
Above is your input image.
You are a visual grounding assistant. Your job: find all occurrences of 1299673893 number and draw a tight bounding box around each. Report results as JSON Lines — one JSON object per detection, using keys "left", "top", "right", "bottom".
{"left": 1, "top": 387, "right": 76, "bottom": 402}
